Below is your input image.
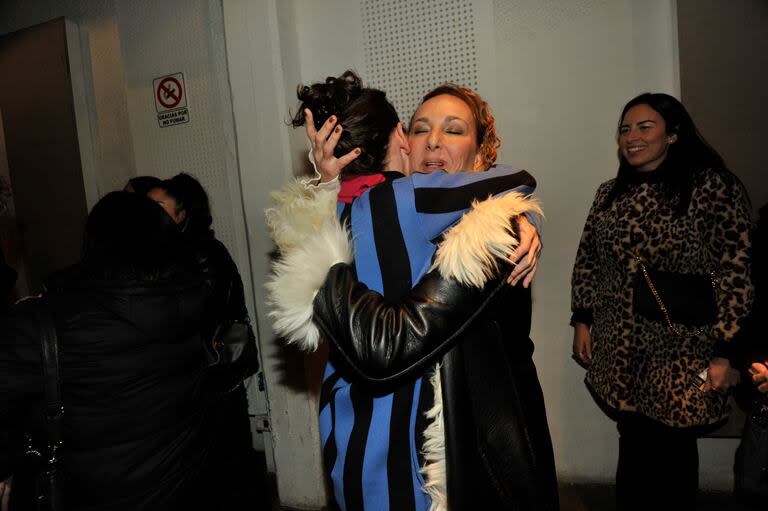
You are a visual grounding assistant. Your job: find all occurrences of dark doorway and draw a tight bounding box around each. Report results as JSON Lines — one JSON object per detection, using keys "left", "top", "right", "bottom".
{"left": 0, "top": 17, "right": 90, "bottom": 293}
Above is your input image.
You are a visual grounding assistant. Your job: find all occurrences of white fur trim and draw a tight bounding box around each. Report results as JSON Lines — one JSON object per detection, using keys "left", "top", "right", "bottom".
{"left": 421, "top": 364, "right": 447, "bottom": 511}
{"left": 432, "top": 192, "right": 543, "bottom": 288}
{"left": 265, "top": 216, "right": 352, "bottom": 351}
{"left": 264, "top": 178, "right": 339, "bottom": 254}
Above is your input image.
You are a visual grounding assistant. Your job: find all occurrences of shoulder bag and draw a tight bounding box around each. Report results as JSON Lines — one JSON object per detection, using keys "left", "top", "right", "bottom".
{"left": 12, "top": 306, "right": 64, "bottom": 511}
{"left": 632, "top": 254, "right": 718, "bottom": 338}
{"left": 204, "top": 279, "right": 259, "bottom": 392}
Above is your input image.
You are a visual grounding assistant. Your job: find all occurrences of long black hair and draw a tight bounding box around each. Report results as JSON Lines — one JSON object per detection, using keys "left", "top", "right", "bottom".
{"left": 155, "top": 173, "right": 214, "bottom": 241}
{"left": 81, "top": 191, "right": 183, "bottom": 281}
{"left": 125, "top": 175, "right": 162, "bottom": 196}
{"left": 291, "top": 70, "right": 400, "bottom": 178}
{"left": 602, "top": 93, "right": 727, "bottom": 214}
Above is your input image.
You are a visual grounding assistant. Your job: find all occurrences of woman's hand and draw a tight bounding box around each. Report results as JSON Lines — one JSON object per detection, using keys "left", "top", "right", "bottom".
{"left": 304, "top": 109, "right": 360, "bottom": 183}
{"left": 1, "top": 475, "right": 11, "bottom": 511}
{"left": 749, "top": 362, "right": 768, "bottom": 393}
{"left": 572, "top": 322, "right": 592, "bottom": 367}
{"left": 507, "top": 216, "right": 542, "bottom": 288}
{"left": 705, "top": 357, "right": 740, "bottom": 393}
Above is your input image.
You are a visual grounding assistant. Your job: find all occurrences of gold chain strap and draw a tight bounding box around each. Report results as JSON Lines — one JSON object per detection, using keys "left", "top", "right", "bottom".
{"left": 634, "top": 255, "right": 716, "bottom": 338}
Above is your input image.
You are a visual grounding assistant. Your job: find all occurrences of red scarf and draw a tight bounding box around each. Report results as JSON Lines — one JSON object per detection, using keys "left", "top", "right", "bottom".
{"left": 337, "top": 173, "right": 386, "bottom": 204}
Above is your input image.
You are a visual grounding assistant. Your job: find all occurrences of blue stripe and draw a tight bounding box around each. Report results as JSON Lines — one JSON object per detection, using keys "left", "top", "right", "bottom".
{"left": 362, "top": 394, "right": 393, "bottom": 510}
{"left": 392, "top": 178, "right": 436, "bottom": 283}
{"left": 351, "top": 197, "right": 384, "bottom": 293}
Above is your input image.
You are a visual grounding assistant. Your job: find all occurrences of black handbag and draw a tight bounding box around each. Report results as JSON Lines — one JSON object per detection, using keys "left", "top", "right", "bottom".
{"left": 205, "top": 320, "right": 259, "bottom": 394}
{"left": 206, "top": 320, "right": 257, "bottom": 371}
{"left": 204, "top": 279, "right": 259, "bottom": 391}
{"left": 633, "top": 254, "right": 718, "bottom": 338}
{"left": 205, "top": 279, "right": 259, "bottom": 374}
{"left": 11, "top": 306, "right": 64, "bottom": 511}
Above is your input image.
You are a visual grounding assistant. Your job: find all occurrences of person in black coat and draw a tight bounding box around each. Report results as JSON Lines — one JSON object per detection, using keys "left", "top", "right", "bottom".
{"left": 148, "top": 173, "right": 263, "bottom": 510}
{"left": 0, "top": 192, "right": 214, "bottom": 510}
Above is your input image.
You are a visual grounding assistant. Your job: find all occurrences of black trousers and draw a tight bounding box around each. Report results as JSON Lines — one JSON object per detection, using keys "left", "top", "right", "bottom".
{"left": 615, "top": 412, "right": 699, "bottom": 511}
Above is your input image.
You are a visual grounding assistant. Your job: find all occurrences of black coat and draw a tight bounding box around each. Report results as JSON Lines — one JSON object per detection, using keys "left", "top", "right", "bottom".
{"left": 0, "top": 269, "right": 213, "bottom": 511}
{"left": 314, "top": 264, "right": 559, "bottom": 510}
{"left": 189, "top": 237, "right": 263, "bottom": 510}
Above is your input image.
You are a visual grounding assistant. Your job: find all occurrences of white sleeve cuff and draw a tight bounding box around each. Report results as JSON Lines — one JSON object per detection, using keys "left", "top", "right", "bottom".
{"left": 301, "top": 148, "right": 340, "bottom": 189}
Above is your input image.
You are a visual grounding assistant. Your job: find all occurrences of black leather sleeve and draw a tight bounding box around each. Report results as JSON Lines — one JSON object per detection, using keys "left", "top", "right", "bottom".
{"left": 312, "top": 263, "right": 506, "bottom": 385}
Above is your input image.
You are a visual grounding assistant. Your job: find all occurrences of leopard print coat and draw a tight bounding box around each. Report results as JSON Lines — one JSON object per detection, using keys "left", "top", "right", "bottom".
{"left": 571, "top": 167, "right": 752, "bottom": 427}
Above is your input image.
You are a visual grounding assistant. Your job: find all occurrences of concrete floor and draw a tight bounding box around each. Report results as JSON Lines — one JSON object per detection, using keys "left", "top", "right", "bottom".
{"left": 266, "top": 479, "right": 763, "bottom": 510}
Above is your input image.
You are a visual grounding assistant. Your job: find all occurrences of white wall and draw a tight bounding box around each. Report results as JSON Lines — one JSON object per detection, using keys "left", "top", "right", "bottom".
{"left": 492, "top": 0, "right": 678, "bottom": 484}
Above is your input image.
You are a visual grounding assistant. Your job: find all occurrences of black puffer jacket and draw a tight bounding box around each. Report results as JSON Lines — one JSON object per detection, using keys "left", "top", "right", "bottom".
{"left": 314, "top": 264, "right": 558, "bottom": 510}
{"left": 0, "top": 268, "right": 213, "bottom": 511}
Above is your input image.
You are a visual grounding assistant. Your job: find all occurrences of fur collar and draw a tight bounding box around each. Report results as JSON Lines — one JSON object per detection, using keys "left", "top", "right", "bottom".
{"left": 431, "top": 191, "right": 542, "bottom": 288}
{"left": 421, "top": 365, "right": 447, "bottom": 511}
{"left": 264, "top": 178, "right": 339, "bottom": 254}
{"left": 265, "top": 216, "right": 352, "bottom": 350}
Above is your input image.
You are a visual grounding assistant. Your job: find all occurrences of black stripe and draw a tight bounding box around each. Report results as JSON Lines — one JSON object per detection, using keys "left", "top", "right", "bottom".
{"left": 387, "top": 380, "right": 417, "bottom": 510}
{"left": 323, "top": 388, "right": 339, "bottom": 507}
{"left": 340, "top": 202, "right": 352, "bottom": 227}
{"left": 320, "top": 371, "right": 343, "bottom": 411}
{"left": 343, "top": 385, "right": 373, "bottom": 510}
{"left": 369, "top": 182, "right": 412, "bottom": 300}
{"left": 414, "top": 372, "right": 434, "bottom": 471}
{"left": 414, "top": 170, "right": 536, "bottom": 214}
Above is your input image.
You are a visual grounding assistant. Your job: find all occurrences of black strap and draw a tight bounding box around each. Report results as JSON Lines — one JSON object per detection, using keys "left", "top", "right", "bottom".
{"left": 36, "top": 307, "right": 63, "bottom": 456}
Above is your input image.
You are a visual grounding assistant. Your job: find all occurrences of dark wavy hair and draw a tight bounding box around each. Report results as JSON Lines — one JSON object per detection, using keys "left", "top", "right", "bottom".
{"left": 602, "top": 92, "right": 729, "bottom": 214}
{"left": 413, "top": 83, "right": 501, "bottom": 170}
{"left": 155, "top": 173, "right": 214, "bottom": 240}
{"left": 291, "top": 70, "right": 400, "bottom": 178}
{"left": 82, "top": 191, "right": 183, "bottom": 281}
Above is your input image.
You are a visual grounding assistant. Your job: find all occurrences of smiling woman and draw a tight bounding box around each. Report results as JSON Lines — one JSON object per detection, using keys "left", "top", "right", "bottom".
{"left": 618, "top": 103, "right": 678, "bottom": 172}
{"left": 570, "top": 92, "right": 753, "bottom": 511}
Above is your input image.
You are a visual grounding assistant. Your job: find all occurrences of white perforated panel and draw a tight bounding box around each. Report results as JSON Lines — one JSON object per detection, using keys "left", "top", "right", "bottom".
{"left": 493, "top": 0, "right": 608, "bottom": 44}
{"left": 115, "top": 0, "right": 241, "bottom": 256}
{"left": 362, "top": 0, "right": 480, "bottom": 123}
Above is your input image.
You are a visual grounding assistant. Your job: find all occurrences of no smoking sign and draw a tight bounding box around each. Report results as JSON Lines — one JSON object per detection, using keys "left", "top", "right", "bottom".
{"left": 153, "top": 72, "right": 190, "bottom": 127}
